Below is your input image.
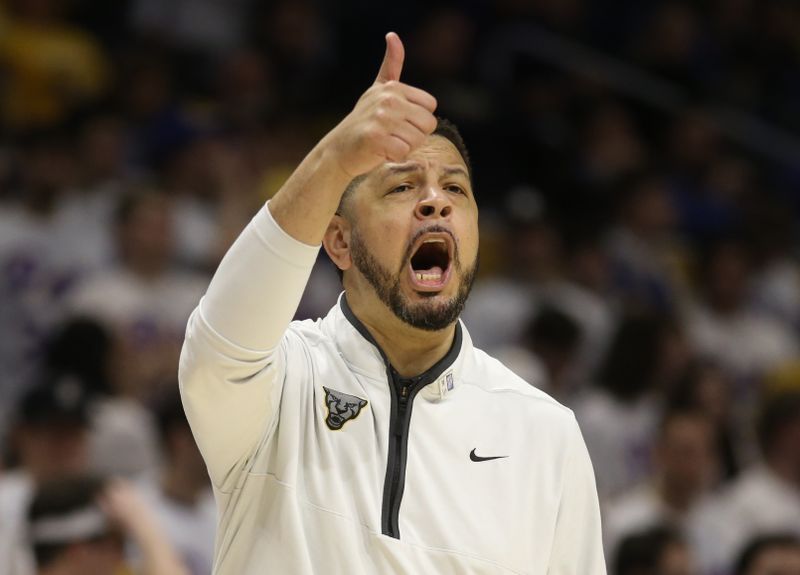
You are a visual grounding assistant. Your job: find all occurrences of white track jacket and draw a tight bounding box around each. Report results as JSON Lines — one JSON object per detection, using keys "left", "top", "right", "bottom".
{"left": 179, "top": 204, "right": 606, "bottom": 574}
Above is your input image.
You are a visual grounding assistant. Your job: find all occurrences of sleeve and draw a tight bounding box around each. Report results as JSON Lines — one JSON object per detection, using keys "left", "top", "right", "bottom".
{"left": 547, "top": 415, "right": 607, "bottom": 575}
{"left": 178, "top": 202, "right": 320, "bottom": 490}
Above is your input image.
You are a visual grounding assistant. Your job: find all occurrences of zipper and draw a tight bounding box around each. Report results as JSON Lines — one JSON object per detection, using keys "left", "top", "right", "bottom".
{"left": 339, "top": 296, "right": 462, "bottom": 541}
{"left": 382, "top": 375, "right": 418, "bottom": 538}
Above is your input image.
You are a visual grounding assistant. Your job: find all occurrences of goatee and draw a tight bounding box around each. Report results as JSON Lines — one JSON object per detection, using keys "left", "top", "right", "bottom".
{"left": 350, "top": 226, "right": 478, "bottom": 331}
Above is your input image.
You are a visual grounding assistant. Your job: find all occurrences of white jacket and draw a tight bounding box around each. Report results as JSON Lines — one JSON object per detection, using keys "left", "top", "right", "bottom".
{"left": 179, "top": 204, "right": 606, "bottom": 574}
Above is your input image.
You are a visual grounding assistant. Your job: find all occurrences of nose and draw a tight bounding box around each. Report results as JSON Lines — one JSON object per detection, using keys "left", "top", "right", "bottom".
{"left": 415, "top": 186, "right": 452, "bottom": 220}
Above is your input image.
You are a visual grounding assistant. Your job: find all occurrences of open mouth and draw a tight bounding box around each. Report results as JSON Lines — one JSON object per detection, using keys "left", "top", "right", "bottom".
{"left": 407, "top": 232, "right": 453, "bottom": 291}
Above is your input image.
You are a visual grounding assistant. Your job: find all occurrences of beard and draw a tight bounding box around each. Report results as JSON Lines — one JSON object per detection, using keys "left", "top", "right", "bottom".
{"left": 349, "top": 225, "right": 478, "bottom": 332}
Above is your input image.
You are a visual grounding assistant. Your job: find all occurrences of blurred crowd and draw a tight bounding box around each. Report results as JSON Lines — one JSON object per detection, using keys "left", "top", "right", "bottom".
{"left": 1, "top": 0, "right": 800, "bottom": 574}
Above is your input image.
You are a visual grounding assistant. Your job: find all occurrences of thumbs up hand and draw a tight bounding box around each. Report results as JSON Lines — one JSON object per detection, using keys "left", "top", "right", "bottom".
{"left": 325, "top": 32, "right": 438, "bottom": 179}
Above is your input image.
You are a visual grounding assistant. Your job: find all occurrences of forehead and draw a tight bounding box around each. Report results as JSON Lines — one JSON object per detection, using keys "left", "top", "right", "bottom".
{"left": 376, "top": 135, "right": 468, "bottom": 178}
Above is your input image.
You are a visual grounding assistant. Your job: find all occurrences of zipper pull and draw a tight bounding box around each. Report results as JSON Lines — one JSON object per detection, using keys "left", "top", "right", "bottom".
{"left": 399, "top": 385, "right": 409, "bottom": 407}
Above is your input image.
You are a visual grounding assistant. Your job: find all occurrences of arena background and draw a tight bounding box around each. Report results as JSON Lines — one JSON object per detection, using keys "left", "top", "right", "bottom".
{"left": 1, "top": 0, "right": 799, "bottom": 573}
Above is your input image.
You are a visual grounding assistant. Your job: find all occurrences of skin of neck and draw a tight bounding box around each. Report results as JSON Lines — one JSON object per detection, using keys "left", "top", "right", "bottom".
{"left": 345, "top": 276, "right": 456, "bottom": 378}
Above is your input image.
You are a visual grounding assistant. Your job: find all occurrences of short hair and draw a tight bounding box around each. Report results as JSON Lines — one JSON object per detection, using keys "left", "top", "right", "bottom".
{"left": 735, "top": 533, "right": 800, "bottom": 575}
{"left": 614, "top": 525, "right": 685, "bottom": 575}
{"left": 596, "top": 313, "right": 671, "bottom": 403}
{"left": 756, "top": 390, "right": 800, "bottom": 457}
{"left": 335, "top": 116, "right": 472, "bottom": 217}
{"left": 154, "top": 389, "right": 191, "bottom": 443}
{"left": 525, "top": 305, "right": 581, "bottom": 352}
{"left": 45, "top": 317, "right": 112, "bottom": 396}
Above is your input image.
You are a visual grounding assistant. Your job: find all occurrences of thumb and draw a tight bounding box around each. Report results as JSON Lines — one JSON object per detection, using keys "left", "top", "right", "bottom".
{"left": 374, "top": 32, "right": 404, "bottom": 84}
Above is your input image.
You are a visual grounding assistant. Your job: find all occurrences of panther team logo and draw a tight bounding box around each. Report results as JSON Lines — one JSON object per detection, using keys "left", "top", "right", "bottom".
{"left": 322, "top": 387, "right": 368, "bottom": 430}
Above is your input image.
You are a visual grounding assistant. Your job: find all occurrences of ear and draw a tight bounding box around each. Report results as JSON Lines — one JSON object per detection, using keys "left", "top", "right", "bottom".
{"left": 323, "top": 215, "right": 353, "bottom": 274}
{"left": 359, "top": 399, "right": 368, "bottom": 408}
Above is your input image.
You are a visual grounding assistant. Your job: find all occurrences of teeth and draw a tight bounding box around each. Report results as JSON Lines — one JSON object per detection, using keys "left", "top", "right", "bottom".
{"left": 415, "top": 272, "right": 442, "bottom": 282}
{"left": 423, "top": 239, "right": 445, "bottom": 243}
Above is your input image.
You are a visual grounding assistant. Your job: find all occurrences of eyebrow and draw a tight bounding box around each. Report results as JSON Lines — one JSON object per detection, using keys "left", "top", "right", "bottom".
{"left": 382, "top": 163, "right": 469, "bottom": 179}
{"left": 442, "top": 166, "right": 469, "bottom": 179}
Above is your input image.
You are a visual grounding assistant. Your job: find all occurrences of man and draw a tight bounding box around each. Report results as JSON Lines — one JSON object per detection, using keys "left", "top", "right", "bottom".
{"left": 706, "top": 391, "right": 800, "bottom": 571}
{"left": 613, "top": 526, "right": 694, "bottom": 575}
{"left": 180, "top": 32, "right": 605, "bottom": 574}
{"left": 136, "top": 393, "right": 216, "bottom": 575}
{"left": 603, "top": 408, "right": 720, "bottom": 571}
{"left": 27, "top": 475, "right": 188, "bottom": 575}
{"left": 68, "top": 188, "right": 207, "bottom": 404}
{"left": 0, "top": 375, "right": 92, "bottom": 575}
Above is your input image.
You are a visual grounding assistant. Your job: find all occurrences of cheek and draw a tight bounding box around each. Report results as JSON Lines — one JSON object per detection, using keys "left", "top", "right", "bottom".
{"left": 357, "top": 217, "right": 409, "bottom": 263}
{"left": 458, "top": 218, "right": 480, "bottom": 262}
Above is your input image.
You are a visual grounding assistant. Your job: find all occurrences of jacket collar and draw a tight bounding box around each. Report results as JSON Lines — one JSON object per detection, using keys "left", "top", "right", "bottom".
{"left": 324, "top": 293, "right": 469, "bottom": 400}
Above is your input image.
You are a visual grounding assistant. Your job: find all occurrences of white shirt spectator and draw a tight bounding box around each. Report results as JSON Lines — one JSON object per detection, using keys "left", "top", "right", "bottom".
{"left": 603, "top": 483, "right": 723, "bottom": 574}
{"left": 461, "top": 277, "right": 538, "bottom": 351}
{"left": 136, "top": 477, "right": 216, "bottom": 575}
{"left": 574, "top": 388, "right": 660, "bottom": 501}
{"left": 0, "top": 206, "right": 73, "bottom": 437}
{"left": 68, "top": 266, "right": 206, "bottom": 340}
{"left": 542, "top": 279, "right": 616, "bottom": 382}
{"left": 0, "top": 471, "right": 36, "bottom": 575}
{"left": 705, "top": 464, "right": 800, "bottom": 572}
{"left": 685, "top": 302, "right": 797, "bottom": 383}
{"left": 751, "top": 258, "right": 800, "bottom": 331}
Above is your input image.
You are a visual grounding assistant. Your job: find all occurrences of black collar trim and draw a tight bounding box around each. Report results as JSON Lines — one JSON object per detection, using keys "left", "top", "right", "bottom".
{"left": 340, "top": 295, "right": 462, "bottom": 385}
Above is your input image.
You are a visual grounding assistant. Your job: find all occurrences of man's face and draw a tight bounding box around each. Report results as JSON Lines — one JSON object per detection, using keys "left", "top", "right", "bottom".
{"left": 658, "top": 541, "right": 695, "bottom": 575}
{"left": 19, "top": 423, "right": 88, "bottom": 482}
{"left": 343, "top": 135, "right": 479, "bottom": 331}
{"left": 657, "top": 415, "right": 716, "bottom": 495}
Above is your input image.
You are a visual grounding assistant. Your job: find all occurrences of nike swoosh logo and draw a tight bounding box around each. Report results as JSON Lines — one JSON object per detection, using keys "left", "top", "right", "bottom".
{"left": 469, "top": 448, "right": 508, "bottom": 462}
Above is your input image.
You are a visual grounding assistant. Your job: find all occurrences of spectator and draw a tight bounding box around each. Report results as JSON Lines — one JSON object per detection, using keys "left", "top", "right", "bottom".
{"left": 575, "top": 314, "right": 681, "bottom": 499}
{"left": 462, "top": 189, "right": 558, "bottom": 350}
{"left": 544, "top": 228, "right": 616, "bottom": 382}
{"left": 614, "top": 525, "right": 695, "bottom": 575}
{"left": 0, "top": 130, "right": 80, "bottom": 436}
{"left": 136, "top": 393, "right": 215, "bottom": 575}
{"left": 49, "top": 113, "right": 131, "bottom": 276}
{"left": 28, "top": 475, "right": 188, "bottom": 575}
{"left": 493, "top": 305, "right": 582, "bottom": 399}
{"left": 604, "top": 408, "right": 720, "bottom": 571}
{"left": 0, "top": 375, "right": 92, "bottom": 574}
{"left": 44, "top": 316, "right": 161, "bottom": 479}
{"left": 685, "top": 237, "right": 797, "bottom": 389}
{"left": 668, "top": 362, "right": 741, "bottom": 483}
{"left": 607, "top": 172, "right": 687, "bottom": 313}
{"left": 706, "top": 391, "right": 800, "bottom": 571}
{"left": 67, "top": 189, "right": 207, "bottom": 402}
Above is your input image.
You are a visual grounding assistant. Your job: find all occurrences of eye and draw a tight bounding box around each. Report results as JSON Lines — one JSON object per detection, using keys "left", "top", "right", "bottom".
{"left": 445, "top": 184, "right": 466, "bottom": 195}
{"left": 389, "top": 184, "right": 413, "bottom": 194}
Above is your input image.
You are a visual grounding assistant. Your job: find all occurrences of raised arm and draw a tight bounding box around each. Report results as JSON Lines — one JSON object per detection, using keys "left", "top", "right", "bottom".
{"left": 178, "top": 33, "right": 437, "bottom": 488}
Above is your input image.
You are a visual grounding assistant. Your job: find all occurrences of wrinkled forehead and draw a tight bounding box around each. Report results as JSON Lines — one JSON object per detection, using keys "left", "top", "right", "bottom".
{"left": 374, "top": 135, "right": 469, "bottom": 181}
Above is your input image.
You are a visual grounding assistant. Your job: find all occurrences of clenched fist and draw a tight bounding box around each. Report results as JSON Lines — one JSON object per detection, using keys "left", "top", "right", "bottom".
{"left": 325, "top": 32, "right": 438, "bottom": 179}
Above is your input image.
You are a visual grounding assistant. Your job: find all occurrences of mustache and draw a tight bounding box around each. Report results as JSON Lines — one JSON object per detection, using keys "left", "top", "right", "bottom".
{"left": 402, "top": 225, "right": 459, "bottom": 268}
